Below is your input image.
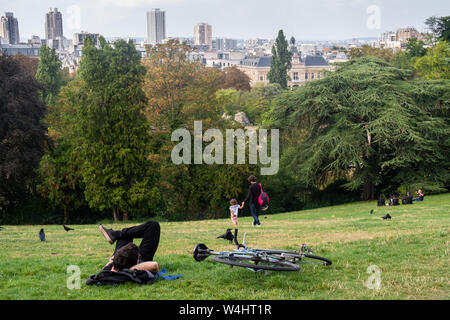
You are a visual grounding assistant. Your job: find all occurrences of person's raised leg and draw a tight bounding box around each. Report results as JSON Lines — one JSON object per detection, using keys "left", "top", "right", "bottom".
{"left": 100, "top": 221, "right": 158, "bottom": 244}
{"left": 135, "top": 221, "right": 161, "bottom": 262}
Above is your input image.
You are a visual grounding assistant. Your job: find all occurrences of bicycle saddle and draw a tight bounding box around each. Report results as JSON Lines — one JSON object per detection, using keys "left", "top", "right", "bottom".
{"left": 193, "top": 243, "right": 210, "bottom": 262}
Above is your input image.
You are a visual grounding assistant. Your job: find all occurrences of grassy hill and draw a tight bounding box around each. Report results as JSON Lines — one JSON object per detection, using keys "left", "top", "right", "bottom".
{"left": 0, "top": 193, "right": 448, "bottom": 300}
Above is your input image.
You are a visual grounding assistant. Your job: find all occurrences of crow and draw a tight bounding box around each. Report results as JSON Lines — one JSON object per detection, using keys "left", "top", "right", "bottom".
{"left": 63, "top": 225, "right": 74, "bottom": 232}
{"left": 381, "top": 213, "right": 392, "bottom": 220}
{"left": 370, "top": 209, "right": 374, "bottom": 215}
{"left": 216, "top": 229, "right": 234, "bottom": 243}
{"left": 39, "top": 228, "right": 46, "bottom": 241}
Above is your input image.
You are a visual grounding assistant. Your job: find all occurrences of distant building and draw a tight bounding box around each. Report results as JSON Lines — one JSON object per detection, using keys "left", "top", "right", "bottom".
{"left": 244, "top": 38, "right": 268, "bottom": 49}
{"left": 194, "top": 23, "right": 212, "bottom": 50}
{"left": 237, "top": 47, "right": 332, "bottom": 88}
{"left": 28, "top": 35, "right": 41, "bottom": 45}
{"left": 0, "top": 12, "right": 20, "bottom": 44}
{"left": 73, "top": 32, "right": 100, "bottom": 46}
{"left": 396, "top": 27, "right": 421, "bottom": 42}
{"left": 379, "top": 27, "right": 422, "bottom": 50}
{"left": 214, "top": 38, "right": 238, "bottom": 51}
{"left": 203, "top": 51, "right": 245, "bottom": 69}
{"left": 147, "top": 8, "right": 166, "bottom": 44}
{"left": 0, "top": 43, "right": 41, "bottom": 56}
{"left": 45, "top": 8, "right": 63, "bottom": 40}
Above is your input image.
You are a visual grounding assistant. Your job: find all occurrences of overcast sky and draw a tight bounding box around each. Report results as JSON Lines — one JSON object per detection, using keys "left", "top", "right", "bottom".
{"left": 1, "top": 0, "right": 449, "bottom": 41}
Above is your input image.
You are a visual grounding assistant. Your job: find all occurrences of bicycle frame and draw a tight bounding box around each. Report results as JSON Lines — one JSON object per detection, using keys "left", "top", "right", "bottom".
{"left": 193, "top": 235, "right": 331, "bottom": 271}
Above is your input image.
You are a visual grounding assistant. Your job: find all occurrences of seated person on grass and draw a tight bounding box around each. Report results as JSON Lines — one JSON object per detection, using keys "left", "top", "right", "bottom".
{"left": 99, "top": 221, "right": 160, "bottom": 274}
{"left": 413, "top": 189, "right": 424, "bottom": 202}
{"left": 391, "top": 194, "right": 399, "bottom": 206}
{"left": 402, "top": 192, "right": 413, "bottom": 204}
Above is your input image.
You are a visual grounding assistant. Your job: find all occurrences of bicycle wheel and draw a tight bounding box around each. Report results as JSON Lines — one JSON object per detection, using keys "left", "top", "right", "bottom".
{"left": 212, "top": 254, "right": 301, "bottom": 271}
{"left": 300, "top": 254, "right": 332, "bottom": 266}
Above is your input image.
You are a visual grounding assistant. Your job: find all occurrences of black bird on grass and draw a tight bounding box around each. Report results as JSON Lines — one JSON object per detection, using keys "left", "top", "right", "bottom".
{"left": 39, "top": 228, "right": 46, "bottom": 241}
{"left": 381, "top": 213, "right": 392, "bottom": 220}
{"left": 216, "top": 229, "right": 234, "bottom": 243}
{"left": 370, "top": 209, "right": 374, "bottom": 215}
{"left": 63, "top": 225, "right": 74, "bottom": 232}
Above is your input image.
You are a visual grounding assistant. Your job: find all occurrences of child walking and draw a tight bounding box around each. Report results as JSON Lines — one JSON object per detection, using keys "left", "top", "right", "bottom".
{"left": 229, "top": 199, "right": 244, "bottom": 248}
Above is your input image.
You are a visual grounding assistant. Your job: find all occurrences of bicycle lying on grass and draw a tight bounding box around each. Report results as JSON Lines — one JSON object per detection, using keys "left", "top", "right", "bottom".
{"left": 193, "top": 236, "right": 332, "bottom": 272}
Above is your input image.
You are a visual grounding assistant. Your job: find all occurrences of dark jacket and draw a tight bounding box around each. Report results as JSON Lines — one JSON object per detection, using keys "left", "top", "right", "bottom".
{"left": 402, "top": 195, "right": 413, "bottom": 204}
{"left": 243, "top": 183, "right": 261, "bottom": 205}
{"left": 86, "top": 269, "right": 156, "bottom": 286}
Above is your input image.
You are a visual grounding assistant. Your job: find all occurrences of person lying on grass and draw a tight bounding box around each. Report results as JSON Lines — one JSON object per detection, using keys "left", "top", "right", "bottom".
{"left": 99, "top": 221, "right": 160, "bottom": 273}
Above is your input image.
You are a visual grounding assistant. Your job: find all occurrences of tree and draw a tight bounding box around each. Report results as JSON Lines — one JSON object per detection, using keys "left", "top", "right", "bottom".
{"left": 405, "top": 38, "right": 426, "bottom": 58}
{"left": 0, "top": 55, "right": 49, "bottom": 214}
{"left": 36, "top": 46, "right": 65, "bottom": 105}
{"left": 11, "top": 54, "right": 39, "bottom": 77}
{"left": 267, "top": 30, "right": 292, "bottom": 89}
{"left": 414, "top": 41, "right": 450, "bottom": 80}
{"left": 290, "top": 36, "right": 296, "bottom": 46}
{"left": 38, "top": 80, "right": 86, "bottom": 224}
{"left": 348, "top": 45, "right": 394, "bottom": 62}
{"left": 219, "top": 66, "right": 251, "bottom": 91}
{"left": 143, "top": 39, "right": 223, "bottom": 130}
{"left": 142, "top": 40, "right": 262, "bottom": 220}
{"left": 425, "top": 16, "right": 450, "bottom": 43}
{"left": 76, "top": 38, "right": 152, "bottom": 221}
{"left": 270, "top": 57, "right": 449, "bottom": 200}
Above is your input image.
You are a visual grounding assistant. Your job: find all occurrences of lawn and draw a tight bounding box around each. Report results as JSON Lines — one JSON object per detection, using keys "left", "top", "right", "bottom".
{"left": 0, "top": 194, "right": 449, "bottom": 300}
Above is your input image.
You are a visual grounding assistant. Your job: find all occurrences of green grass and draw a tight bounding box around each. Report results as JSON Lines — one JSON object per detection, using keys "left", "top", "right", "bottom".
{"left": 0, "top": 194, "right": 449, "bottom": 300}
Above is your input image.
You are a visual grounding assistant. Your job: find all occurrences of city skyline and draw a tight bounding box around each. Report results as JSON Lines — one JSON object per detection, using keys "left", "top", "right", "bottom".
{"left": 1, "top": 0, "right": 449, "bottom": 41}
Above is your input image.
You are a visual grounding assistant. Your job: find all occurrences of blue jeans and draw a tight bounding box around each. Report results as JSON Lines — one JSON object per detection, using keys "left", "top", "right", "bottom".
{"left": 249, "top": 203, "right": 261, "bottom": 225}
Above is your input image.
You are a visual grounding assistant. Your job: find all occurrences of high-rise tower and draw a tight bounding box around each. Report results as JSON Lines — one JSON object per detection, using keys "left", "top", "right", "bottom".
{"left": 147, "top": 8, "right": 166, "bottom": 44}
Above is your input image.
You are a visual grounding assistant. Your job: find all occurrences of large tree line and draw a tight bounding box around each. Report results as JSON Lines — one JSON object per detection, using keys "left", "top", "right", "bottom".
{"left": 0, "top": 16, "right": 449, "bottom": 224}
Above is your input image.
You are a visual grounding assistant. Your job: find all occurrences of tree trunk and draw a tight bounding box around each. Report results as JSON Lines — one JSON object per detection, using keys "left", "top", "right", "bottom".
{"left": 363, "top": 179, "right": 375, "bottom": 201}
{"left": 63, "top": 207, "right": 69, "bottom": 225}
{"left": 113, "top": 207, "right": 119, "bottom": 222}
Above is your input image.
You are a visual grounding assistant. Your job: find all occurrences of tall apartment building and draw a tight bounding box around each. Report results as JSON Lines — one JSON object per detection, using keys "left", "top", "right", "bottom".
{"left": 194, "top": 23, "right": 212, "bottom": 49}
{"left": 396, "top": 27, "right": 421, "bottom": 42}
{"left": 45, "top": 8, "right": 63, "bottom": 40}
{"left": 214, "top": 38, "right": 238, "bottom": 51}
{"left": 147, "top": 8, "right": 166, "bottom": 44}
{"left": 0, "top": 12, "right": 20, "bottom": 44}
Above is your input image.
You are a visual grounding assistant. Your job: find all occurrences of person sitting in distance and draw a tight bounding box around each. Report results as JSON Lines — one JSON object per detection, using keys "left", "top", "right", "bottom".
{"left": 402, "top": 192, "right": 413, "bottom": 204}
{"left": 413, "top": 189, "right": 424, "bottom": 202}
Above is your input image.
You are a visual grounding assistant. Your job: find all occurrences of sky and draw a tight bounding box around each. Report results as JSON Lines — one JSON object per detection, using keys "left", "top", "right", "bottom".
{"left": 1, "top": 0, "right": 449, "bottom": 41}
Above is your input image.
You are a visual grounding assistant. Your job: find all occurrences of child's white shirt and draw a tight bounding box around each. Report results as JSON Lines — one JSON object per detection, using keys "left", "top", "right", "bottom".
{"left": 229, "top": 204, "right": 240, "bottom": 216}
